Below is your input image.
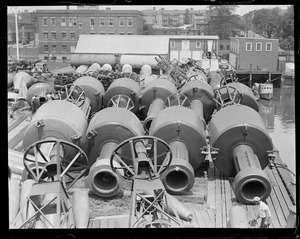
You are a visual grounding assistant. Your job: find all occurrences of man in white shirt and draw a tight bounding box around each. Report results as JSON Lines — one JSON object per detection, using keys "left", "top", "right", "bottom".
{"left": 254, "top": 196, "right": 272, "bottom": 228}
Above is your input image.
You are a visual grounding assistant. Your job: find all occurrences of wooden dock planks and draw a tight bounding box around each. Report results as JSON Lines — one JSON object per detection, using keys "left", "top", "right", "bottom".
{"left": 273, "top": 152, "right": 296, "bottom": 204}
{"left": 214, "top": 168, "right": 223, "bottom": 228}
{"left": 8, "top": 114, "right": 27, "bottom": 132}
{"left": 206, "top": 161, "right": 216, "bottom": 211}
{"left": 266, "top": 168, "right": 290, "bottom": 221}
{"left": 8, "top": 125, "right": 28, "bottom": 149}
{"left": 223, "top": 174, "right": 232, "bottom": 228}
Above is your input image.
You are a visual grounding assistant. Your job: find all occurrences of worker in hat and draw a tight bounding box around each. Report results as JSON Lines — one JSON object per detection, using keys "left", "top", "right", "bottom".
{"left": 31, "top": 94, "right": 40, "bottom": 114}
{"left": 253, "top": 196, "right": 272, "bottom": 228}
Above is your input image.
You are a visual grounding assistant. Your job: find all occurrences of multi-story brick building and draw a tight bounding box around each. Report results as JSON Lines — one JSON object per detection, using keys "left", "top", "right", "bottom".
{"left": 35, "top": 7, "right": 144, "bottom": 60}
{"left": 229, "top": 37, "right": 279, "bottom": 70}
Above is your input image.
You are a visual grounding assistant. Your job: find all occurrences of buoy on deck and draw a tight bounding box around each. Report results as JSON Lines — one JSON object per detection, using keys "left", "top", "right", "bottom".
{"left": 229, "top": 205, "right": 249, "bottom": 228}
{"left": 9, "top": 178, "right": 21, "bottom": 228}
{"left": 72, "top": 189, "right": 90, "bottom": 228}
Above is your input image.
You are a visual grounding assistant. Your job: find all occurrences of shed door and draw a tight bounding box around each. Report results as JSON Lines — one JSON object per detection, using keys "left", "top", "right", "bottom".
{"left": 170, "top": 51, "right": 179, "bottom": 61}
{"left": 182, "top": 40, "right": 190, "bottom": 51}
{"left": 180, "top": 51, "right": 192, "bottom": 62}
{"left": 192, "top": 51, "right": 202, "bottom": 60}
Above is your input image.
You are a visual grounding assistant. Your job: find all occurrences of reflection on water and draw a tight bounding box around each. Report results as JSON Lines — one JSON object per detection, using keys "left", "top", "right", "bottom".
{"left": 258, "top": 86, "right": 295, "bottom": 173}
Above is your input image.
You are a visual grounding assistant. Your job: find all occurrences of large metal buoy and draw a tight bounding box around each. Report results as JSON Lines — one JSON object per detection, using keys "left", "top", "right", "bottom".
{"left": 85, "top": 107, "right": 144, "bottom": 197}
{"left": 141, "top": 78, "right": 177, "bottom": 132}
{"left": 208, "top": 104, "right": 273, "bottom": 204}
{"left": 103, "top": 77, "right": 141, "bottom": 113}
{"left": 150, "top": 106, "right": 207, "bottom": 194}
{"left": 73, "top": 76, "right": 105, "bottom": 114}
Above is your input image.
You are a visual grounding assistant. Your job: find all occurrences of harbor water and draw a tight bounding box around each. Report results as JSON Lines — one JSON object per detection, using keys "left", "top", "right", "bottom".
{"left": 257, "top": 86, "right": 295, "bottom": 174}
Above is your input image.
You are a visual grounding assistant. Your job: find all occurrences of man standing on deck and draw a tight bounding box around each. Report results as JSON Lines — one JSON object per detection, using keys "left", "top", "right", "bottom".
{"left": 31, "top": 94, "right": 39, "bottom": 114}
{"left": 254, "top": 196, "right": 272, "bottom": 228}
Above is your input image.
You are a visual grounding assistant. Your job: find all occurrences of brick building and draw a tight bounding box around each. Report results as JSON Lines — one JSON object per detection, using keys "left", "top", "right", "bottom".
{"left": 229, "top": 37, "right": 279, "bottom": 71}
{"left": 35, "top": 7, "right": 144, "bottom": 60}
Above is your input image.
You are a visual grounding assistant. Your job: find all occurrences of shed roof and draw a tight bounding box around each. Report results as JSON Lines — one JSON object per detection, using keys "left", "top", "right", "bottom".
{"left": 75, "top": 35, "right": 219, "bottom": 55}
{"left": 75, "top": 35, "right": 170, "bottom": 54}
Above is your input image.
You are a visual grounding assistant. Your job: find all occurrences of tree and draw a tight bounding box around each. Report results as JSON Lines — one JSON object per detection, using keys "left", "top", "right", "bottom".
{"left": 252, "top": 8, "right": 282, "bottom": 38}
{"left": 184, "top": 8, "right": 190, "bottom": 25}
{"left": 143, "top": 24, "right": 154, "bottom": 35}
{"left": 207, "top": 5, "right": 240, "bottom": 40}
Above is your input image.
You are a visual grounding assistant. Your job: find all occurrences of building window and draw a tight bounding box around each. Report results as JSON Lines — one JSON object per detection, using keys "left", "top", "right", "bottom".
{"left": 266, "top": 42, "right": 272, "bottom": 51}
{"left": 43, "top": 32, "right": 48, "bottom": 40}
{"left": 62, "top": 56, "right": 67, "bottom": 61}
{"left": 70, "top": 32, "right": 75, "bottom": 40}
{"left": 220, "top": 45, "right": 223, "bottom": 50}
{"left": 108, "top": 18, "right": 114, "bottom": 27}
{"left": 196, "top": 41, "right": 201, "bottom": 48}
{"left": 43, "top": 18, "right": 48, "bottom": 26}
{"left": 227, "top": 45, "right": 230, "bottom": 50}
{"left": 62, "top": 45, "right": 67, "bottom": 53}
{"left": 61, "top": 32, "right": 67, "bottom": 40}
{"left": 108, "top": 32, "right": 114, "bottom": 35}
{"left": 100, "top": 18, "right": 105, "bottom": 26}
{"left": 119, "top": 19, "right": 125, "bottom": 27}
{"left": 246, "top": 42, "right": 252, "bottom": 51}
{"left": 51, "top": 32, "right": 56, "bottom": 40}
{"left": 44, "top": 56, "right": 49, "bottom": 60}
{"left": 61, "top": 17, "right": 66, "bottom": 26}
{"left": 50, "top": 18, "right": 56, "bottom": 26}
{"left": 44, "top": 45, "right": 49, "bottom": 52}
{"left": 79, "top": 23, "right": 82, "bottom": 29}
{"left": 170, "top": 41, "right": 175, "bottom": 48}
{"left": 127, "top": 18, "right": 133, "bottom": 27}
{"left": 69, "top": 18, "right": 73, "bottom": 26}
{"left": 100, "top": 32, "right": 105, "bottom": 35}
{"left": 256, "top": 42, "right": 262, "bottom": 51}
{"left": 73, "top": 17, "right": 77, "bottom": 26}
{"left": 120, "top": 32, "right": 125, "bottom": 35}
{"left": 90, "top": 18, "right": 95, "bottom": 26}
{"left": 90, "top": 32, "right": 95, "bottom": 35}
{"left": 127, "top": 32, "right": 133, "bottom": 35}
{"left": 52, "top": 45, "right": 56, "bottom": 52}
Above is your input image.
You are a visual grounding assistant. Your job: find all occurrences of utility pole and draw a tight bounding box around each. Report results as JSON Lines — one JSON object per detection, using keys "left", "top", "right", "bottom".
{"left": 12, "top": 7, "right": 20, "bottom": 60}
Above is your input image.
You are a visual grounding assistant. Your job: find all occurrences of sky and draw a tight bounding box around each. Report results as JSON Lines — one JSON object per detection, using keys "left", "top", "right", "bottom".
{"left": 7, "top": 5, "right": 291, "bottom": 16}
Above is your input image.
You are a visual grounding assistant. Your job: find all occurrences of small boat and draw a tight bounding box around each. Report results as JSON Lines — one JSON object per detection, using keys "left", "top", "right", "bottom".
{"left": 259, "top": 82, "right": 273, "bottom": 100}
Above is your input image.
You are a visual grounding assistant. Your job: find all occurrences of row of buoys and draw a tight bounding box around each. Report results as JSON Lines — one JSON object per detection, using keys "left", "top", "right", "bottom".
{"left": 76, "top": 63, "right": 113, "bottom": 74}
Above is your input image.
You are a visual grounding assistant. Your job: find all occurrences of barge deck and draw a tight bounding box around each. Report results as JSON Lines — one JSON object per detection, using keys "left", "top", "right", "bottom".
{"left": 8, "top": 113, "right": 296, "bottom": 229}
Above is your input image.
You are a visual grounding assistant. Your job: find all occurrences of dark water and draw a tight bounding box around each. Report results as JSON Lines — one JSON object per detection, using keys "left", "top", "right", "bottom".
{"left": 257, "top": 86, "right": 295, "bottom": 173}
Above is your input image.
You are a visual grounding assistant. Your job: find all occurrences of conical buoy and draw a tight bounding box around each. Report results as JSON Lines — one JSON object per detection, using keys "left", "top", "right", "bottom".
{"left": 164, "top": 193, "right": 193, "bottom": 221}
{"left": 72, "top": 189, "right": 90, "bottom": 228}
{"left": 20, "top": 179, "right": 36, "bottom": 228}
{"left": 229, "top": 205, "right": 249, "bottom": 228}
{"left": 9, "top": 178, "right": 20, "bottom": 228}
{"left": 40, "top": 193, "right": 59, "bottom": 228}
{"left": 142, "top": 189, "right": 192, "bottom": 221}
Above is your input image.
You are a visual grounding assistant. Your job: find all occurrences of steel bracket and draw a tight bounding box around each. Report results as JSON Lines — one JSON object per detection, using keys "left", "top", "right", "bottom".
{"left": 35, "top": 119, "right": 45, "bottom": 128}
{"left": 71, "top": 133, "right": 81, "bottom": 141}
{"left": 86, "top": 129, "right": 97, "bottom": 140}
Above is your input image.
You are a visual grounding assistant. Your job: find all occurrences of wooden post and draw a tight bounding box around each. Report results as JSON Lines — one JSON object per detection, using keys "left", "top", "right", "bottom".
{"left": 249, "top": 64, "right": 252, "bottom": 87}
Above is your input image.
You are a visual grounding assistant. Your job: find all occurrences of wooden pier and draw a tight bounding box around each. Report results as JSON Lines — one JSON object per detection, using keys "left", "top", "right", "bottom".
{"left": 8, "top": 113, "right": 296, "bottom": 229}
{"left": 235, "top": 69, "right": 282, "bottom": 88}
